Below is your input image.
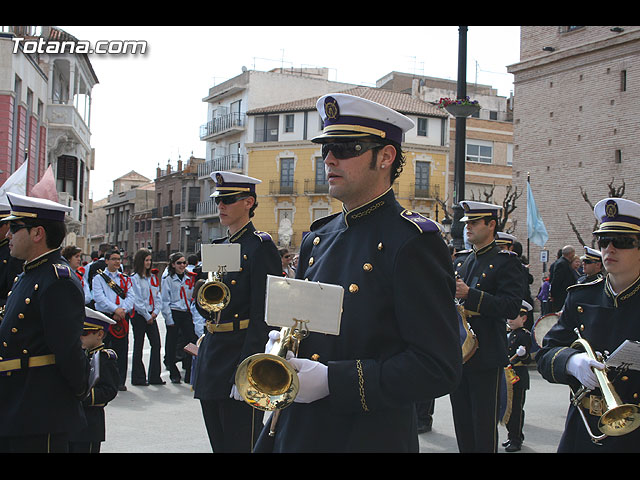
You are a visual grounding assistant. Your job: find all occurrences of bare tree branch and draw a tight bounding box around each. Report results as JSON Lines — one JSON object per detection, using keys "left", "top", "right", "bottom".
{"left": 567, "top": 214, "right": 586, "bottom": 247}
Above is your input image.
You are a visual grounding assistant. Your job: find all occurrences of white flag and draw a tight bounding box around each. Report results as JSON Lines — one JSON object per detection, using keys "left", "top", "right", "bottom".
{"left": 0, "top": 161, "right": 28, "bottom": 198}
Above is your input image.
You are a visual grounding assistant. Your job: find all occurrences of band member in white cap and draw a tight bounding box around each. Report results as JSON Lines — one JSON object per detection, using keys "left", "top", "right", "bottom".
{"left": 253, "top": 93, "right": 461, "bottom": 453}
{"left": 537, "top": 197, "right": 640, "bottom": 452}
{"left": 577, "top": 245, "right": 603, "bottom": 284}
{"left": 193, "top": 171, "right": 281, "bottom": 452}
{"left": 69, "top": 308, "right": 119, "bottom": 453}
{"left": 0, "top": 193, "right": 90, "bottom": 452}
{"left": 452, "top": 200, "right": 524, "bottom": 453}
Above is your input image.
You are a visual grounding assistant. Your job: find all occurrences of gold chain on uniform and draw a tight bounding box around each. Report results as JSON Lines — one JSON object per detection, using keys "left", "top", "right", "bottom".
{"left": 356, "top": 359, "right": 369, "bottom": 412}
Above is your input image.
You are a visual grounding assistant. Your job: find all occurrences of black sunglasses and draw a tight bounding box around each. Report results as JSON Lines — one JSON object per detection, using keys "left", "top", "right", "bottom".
{"left": 214, "top": 195, "right": 249, "bottom": 205}
{"left": 321, "top": 141, "right": 383, "bottom": 160}
{"left": 597, "top": 235, "right": 640, "bottom": 250}
{"left": 9, "top": 223, "right": 31, "bottom": 234}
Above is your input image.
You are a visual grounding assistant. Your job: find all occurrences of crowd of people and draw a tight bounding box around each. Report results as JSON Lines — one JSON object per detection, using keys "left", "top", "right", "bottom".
{"left": 1, "top": 93, "right": 640, "bottom": 454}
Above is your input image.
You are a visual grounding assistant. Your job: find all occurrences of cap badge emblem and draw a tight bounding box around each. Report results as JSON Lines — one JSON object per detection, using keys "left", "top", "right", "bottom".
{"left": 605, "top": 199, "right": 618, "bottom": 218}
{"left": 325, "top": 97, "right": 339, "bottom": 120}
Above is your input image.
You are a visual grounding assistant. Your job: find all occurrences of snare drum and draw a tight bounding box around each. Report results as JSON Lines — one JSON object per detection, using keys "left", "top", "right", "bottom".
{"left": 532, "top": 312, "right": 560, "bottom": 348}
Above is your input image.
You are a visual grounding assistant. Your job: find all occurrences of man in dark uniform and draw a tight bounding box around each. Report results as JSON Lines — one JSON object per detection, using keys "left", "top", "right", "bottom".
{"left": 537, "top": 197, "right": 640, "bottom": 452}
{"left": 497, "top": 232, "right": 535, "bottom": 330}
{"left": 69, "top": 307, "right": 119, "bottom": 453}
{"left": 550, "top": 245, "right": 576, "bottom": 312}
{"left": 451, "top": 200, "right": 524, "bottom": 453}
{"left": 0, "top": 200, "right": 24, "bottom": 305}
{"left": 577, "top": 246, "right": 603, "bottom": 284}
{"left": 193, "top": 171, "right": 282, "bottom": 453}
{"left": 253, "top": 93, "right": 462, "bottom": 453}
{"left": 0, "top": 192, "right": 90, "bottom": 453}
{"left": 503, "top": 300, "right": 533, "bottom": 452}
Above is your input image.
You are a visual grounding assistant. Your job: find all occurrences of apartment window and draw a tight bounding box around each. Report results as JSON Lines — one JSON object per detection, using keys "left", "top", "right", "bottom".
{"left": 315, "top": 157, "right": 327, "bottom": 186}
{"left": 280, "top": 158, "right": 294, "bottom": 194}
{"left": 255, "top": 114, "right": 279, "bottom": 142}
{"left": 415, "top": 161, "right": 430, "bottom": 196}
{"left": 285, "top": 114, "right": 294, "bottom": 133}
{"left": 615, "top": 149, "right": 622, "bottom": 164}
{"left": 417, "top": 118, "right": 428, "bottom": 136}
{"left": 466, "top": 141, "right": 493, "bottom": 164}
{"left": 312, "top": 208, "right": 329, "bottom": 222}
{"left": 57, "top": 155, "right": 78, "bottom": 198}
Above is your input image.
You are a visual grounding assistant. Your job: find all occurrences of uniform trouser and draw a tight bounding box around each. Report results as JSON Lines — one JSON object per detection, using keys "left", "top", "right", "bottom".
{"left": 103, "top": 315, "right": 130, "bottom": 387}
{"left": 0, "top": 433, "right": 70, "bottom": 453}
{"left": 130, "top": 313, "right": 162, "bottom": 384}
{"left": 199, "top": 397, "right": 265, "bottom": 453}
{"left": 416, "top": 398, "right": 435, "bottom": 427}
{"left": 449, "top": 367, "right": 501, "bottom": 453}
{"left": 69, "top": 440, "right": 101, "bottom": 453}
{"left": 164, "top": 309, "right": 196, "bottom": 382}
{"left": 506, "top": 388, "right": 526, "bottom": 445}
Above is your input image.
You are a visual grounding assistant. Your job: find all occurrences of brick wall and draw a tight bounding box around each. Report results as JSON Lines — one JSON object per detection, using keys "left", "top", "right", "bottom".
{"left": 510, "top": 26, "right": 640, "bottom": 289}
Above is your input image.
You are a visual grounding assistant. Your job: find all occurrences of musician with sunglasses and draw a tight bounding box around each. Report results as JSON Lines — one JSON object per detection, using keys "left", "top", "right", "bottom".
{"left": 537, "top": 197, "right": 640, "bottom": 452}
{"left": 253, "top": 93, "right": 461, "bottom": 453}
{"left": 193, "top": 172, "right": 281, "bottom": 453}
{"left": 577, "top": 246, "right": 603, "bottom": 284}
{"left": 0, "top": 193, "right": 90, "bottom": 452}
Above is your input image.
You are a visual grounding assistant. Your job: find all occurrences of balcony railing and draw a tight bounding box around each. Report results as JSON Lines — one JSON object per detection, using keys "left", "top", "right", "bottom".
{"left": 196, "top": 198, "right": 219, "bottom": 218}
{"left": 269, "top": 180, "right": 298, "bottom": 196}
{"left": 303, "top": 179, "right": 329, "bottom": 194}
{"left": 409, "top": 184, "right": 440, "bottom": 199}
{"left": 200, "top": 112, "right": 246, "bottom": 140}
{"left": 198, "top": 154, "right": 244, "bottom": 178}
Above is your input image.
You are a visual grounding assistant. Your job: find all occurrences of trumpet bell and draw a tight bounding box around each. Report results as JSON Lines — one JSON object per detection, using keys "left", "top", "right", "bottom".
{"left": 197, "top": 280, "right": 230, "bottom": 313}
{"left": 599, "top": 404, "right": 640, "bottom": 437}
{"left": 234, "top": 353, "right": 299, "bottom": 412}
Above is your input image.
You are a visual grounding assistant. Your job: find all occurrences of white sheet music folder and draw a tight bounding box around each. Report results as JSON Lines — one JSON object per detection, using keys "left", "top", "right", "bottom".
{"left": 264, "top": 275, "right": 343, "bottom": 335}
{"left": 200, "top": 243, "right": 241, "bottom": 272}
{"left": 605, "top": 340, "right": 640, "bottom": 371}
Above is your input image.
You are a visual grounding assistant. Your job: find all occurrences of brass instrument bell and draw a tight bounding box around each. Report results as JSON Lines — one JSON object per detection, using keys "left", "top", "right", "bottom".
{"left": 570, "top": 328, "right": 640, "bottom": 443}
{"left": 235, "top": 319, "right": 309, "bottom": 412}
{"left": 196, "top": 268, "right": 231, "bottom": 317}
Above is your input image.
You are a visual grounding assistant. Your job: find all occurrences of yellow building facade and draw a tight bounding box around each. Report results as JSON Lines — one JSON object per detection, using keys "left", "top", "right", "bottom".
{"left": 246, "top": 88, "right": 450, "bottom": 252}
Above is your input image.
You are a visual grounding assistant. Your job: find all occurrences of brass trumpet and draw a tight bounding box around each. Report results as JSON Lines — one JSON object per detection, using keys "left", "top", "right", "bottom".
{"left": 570, "top": 328, "right": 640, "bottom": 444}
{"left": 196, "top": 267, "right": 231, "bottom": 321}
{"left": 235, "top": 319, "right": 309, "bottom": 413}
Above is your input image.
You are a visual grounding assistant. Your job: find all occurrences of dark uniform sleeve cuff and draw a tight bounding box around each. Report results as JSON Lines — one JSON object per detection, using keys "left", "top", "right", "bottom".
{"left": 328, "top": 359, "right": 381, "bottom": 413}
{"left": 465, "top": 288, "right": 484, "bottom": 313}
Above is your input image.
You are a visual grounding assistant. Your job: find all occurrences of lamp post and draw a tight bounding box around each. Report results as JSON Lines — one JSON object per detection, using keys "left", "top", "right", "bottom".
{"left": 450, "top": 25, "right": 470, "bottom": 250}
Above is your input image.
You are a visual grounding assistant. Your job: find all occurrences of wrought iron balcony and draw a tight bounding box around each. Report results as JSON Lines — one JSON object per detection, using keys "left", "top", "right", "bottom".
{"left": 200, "top": 112, "right": 246, "bottom": 140}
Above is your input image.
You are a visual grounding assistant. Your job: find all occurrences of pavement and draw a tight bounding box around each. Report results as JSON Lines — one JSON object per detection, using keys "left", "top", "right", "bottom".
{"left": 100, "top": 316, "right": 571, "bottom": 453}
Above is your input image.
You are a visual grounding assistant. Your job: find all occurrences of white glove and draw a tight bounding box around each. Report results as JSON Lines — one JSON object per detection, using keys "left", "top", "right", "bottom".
{"left": 288, "top": 357, "right": 329, "bottom": 403}
{"left": 516, "top": 345, "right": 526, "bottom": 356}
{"left": 265, "top": 329, "right": 281, "bottom": 354}
{"left": 229, "top": 384, "right": 244, "bottom": 401}
{"left": 566, "top": 352, "right": 604, "bottom": 390}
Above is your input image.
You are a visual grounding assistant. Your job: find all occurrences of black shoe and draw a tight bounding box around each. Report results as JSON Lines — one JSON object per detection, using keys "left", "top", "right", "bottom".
{"left": 170, "top": 377, "right": 181, "bottom": 384}
{"left": 149, "top": 379, "right": 166, "bottom": 385}
{"left": 505, "top": 441, "right": 522, "bottom": 452}
{"left": 501, "top": 440, "right": 510, "bottom": 447}
{"left": 132, "top": 381, "right": 149, "bottom": 386}
{"left": 117, "top": 385, "right": 127, "bottom": 391}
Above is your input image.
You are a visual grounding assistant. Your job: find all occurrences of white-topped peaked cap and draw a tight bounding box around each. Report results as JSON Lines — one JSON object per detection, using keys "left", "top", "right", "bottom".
{"left": 3, "top": 192, "right": 72, "bottom": 222}
{"left": 84, "top": 306, "right": 117, "bottom": 330}
{"left": 496, "top": 231, "right": 517, "bottom": 245}
{"left": 312, "top": 93, "right": 415, "bottom": 144}
{"left": 209, "top": 171, "right": 262, "bottom": 198}
{"left": 581, "top": 246, "right": 602, "bottom": 262}
{"left": 520, "top": 300, "right": 533, "bottom": 314}
{"left": 593, "top": 197, "right": 640, "bottom": 234}
{"left": 459, "top": 200, "right": 502, "bottom": 222}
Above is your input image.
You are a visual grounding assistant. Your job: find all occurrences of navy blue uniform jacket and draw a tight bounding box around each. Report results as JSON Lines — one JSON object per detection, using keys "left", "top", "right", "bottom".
{"left": 256, "top": 189, "right": 462, "bottom": 452}
{"left": 0, "top": 249, "right": 90, "bottom": 436}
{"left": 536, "top": 276, "right": 640, "bottom": 452}
{"left": 193, "top": 221, "right": 282, "bottom": 400}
